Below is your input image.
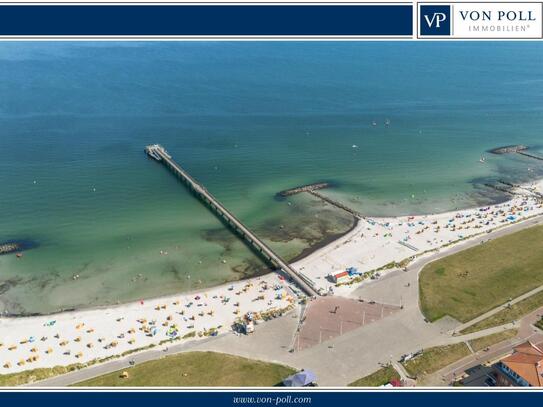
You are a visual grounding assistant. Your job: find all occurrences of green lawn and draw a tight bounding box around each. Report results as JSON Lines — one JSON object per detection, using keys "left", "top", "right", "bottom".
{"left": 419, "top": 224, "right": 543, "bottom": 323}
{"left": 468, "top": 329, "right": 518, "bottom": 352}
{"left": 348, "top": 365, "right": 400, "bottom": 387}
{"left": 401, "top": 343, "right": 470, "bottom": 378}
{"left": 461, "top": 291, "right": 543, "bottom": 334}
{"left": 74, "top": 351, "right": 296, "bottom": 387}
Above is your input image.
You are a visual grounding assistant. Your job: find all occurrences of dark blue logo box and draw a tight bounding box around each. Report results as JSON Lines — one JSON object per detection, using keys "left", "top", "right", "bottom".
{"left": 420, "top": 4, "right": 451, "bottom": 36}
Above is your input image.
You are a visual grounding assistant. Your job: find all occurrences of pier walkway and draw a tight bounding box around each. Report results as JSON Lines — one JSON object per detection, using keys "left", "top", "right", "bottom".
{"left": 145, "top": 144, "right": 319, "bottom": 297}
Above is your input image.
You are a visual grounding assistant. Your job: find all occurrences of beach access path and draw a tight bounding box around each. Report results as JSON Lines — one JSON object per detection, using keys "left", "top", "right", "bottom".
{"left": 29, "top": 213, "right": 543, "bottom": 387}
{"left": 421, "top": 305, "right": 543, "bottom": 386}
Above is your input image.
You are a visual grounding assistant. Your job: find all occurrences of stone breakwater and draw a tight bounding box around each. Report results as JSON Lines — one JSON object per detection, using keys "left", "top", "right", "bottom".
{"left": 489, "top": 145, "right": 527, "bottom": 154}
{"left": 277, "top": 182, "right": 331, "bottom": 197}
{"left": 0, "top": 240, "right": 38, "bottom": 256}
{"left": 0, "top": 243, "right": 21, "bottom": 255}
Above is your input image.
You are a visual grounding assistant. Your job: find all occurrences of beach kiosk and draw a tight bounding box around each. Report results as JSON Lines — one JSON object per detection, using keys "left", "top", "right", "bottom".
{"left": 330, "top": 271, "right": 350, "bottom": 284}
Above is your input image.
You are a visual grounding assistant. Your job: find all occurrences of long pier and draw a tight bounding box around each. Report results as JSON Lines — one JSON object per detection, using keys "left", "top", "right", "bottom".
{"left": 145, "top": 144, "right": 319, "bottom": 297}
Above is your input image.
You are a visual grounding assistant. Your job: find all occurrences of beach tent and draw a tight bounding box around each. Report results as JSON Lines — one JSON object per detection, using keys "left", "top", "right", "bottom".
{"left": 283, "top": 370, "right": 317, "bottom": 387}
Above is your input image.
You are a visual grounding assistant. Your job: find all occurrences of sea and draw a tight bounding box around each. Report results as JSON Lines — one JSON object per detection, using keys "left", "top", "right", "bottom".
{"left": 1, "top": 41, "right": 542, "bottom": 315}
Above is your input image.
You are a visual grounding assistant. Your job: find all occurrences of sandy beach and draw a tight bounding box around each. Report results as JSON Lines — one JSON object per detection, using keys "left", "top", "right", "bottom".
{"left": 0, "top": 274, "right": 296, "bottom": 374}
{"left": 2, "top": 180, "right": 543, "bottom": 376}
{"left": 293, "top": 180, "right": 543, "bottom": 296}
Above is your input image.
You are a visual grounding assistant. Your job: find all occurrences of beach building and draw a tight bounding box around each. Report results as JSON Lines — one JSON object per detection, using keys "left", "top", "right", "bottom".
{"left": 330, "top": 271, "right": 350, "bottom": 284}
{"left": 493, "top": 341, "right": 543, "bottom": 387}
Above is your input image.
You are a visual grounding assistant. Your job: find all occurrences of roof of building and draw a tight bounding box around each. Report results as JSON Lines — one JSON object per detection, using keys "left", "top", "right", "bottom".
{"left": 500, "top": 341, "right": 543, "bottom": 386}
{"left": 283, "top": 370, "right": 317, "bottom": 387}
{"left": 333, "top": 271, "right": 349, "bottom": 278}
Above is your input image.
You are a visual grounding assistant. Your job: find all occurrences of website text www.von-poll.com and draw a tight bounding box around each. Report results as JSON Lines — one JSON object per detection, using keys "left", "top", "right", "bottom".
{"left": 232, "top": 395, "right": 312, "bottom": 405}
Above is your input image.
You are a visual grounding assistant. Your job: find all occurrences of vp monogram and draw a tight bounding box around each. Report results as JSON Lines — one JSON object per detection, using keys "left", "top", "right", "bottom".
{"left": 424, "top": 12, "right": 448, "bottom": 28}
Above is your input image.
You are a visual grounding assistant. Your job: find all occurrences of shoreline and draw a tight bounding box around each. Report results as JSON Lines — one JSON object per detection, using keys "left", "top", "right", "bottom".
{"left": 0, "top": 211, "right": 359, "bottom": 319}
{"left": 0, "top": 178, "right": 538, "bottom": 318}
{"left": 292, "top": 179, "right": 543, "bottom": 295}
{"left": 2, "top": 180, "right": 543, "bottom": 376}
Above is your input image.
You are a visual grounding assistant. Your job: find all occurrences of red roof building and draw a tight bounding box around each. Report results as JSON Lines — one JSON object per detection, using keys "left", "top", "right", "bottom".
{"left": 330, "top": 271, "right": 350, "bottom": 284}
{"left": 494, "top": 341, "right": 543, "bottom": 387}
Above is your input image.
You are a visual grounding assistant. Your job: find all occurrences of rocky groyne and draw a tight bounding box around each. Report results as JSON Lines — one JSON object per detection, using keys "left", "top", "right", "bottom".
{"left": 277, "top": 182, "right": 331, "bottom": 197}
{"left": 489, "top": 145, "right": 527, "bottom": 154}
{"left": 0, "top": 240, "right": 38, "bottom": 255}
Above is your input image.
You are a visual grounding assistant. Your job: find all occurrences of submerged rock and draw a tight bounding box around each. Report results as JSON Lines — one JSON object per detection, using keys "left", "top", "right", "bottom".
{"left": 0, "top": 243, "right": 20, "bottom": 255}
{"left": 0, "top": 240, "right": 39, "bottom": 256}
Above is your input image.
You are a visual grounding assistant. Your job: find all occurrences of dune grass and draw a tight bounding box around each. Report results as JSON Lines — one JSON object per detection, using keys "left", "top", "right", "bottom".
{"left": 468, "top": 329, "right": 518, "bottom": 352}
{"left": 348, "top": 365, "right": 400, "bottom": 387}
{"left": 0, "top": 363, "right": 85, "bottom": 387}
{"left": 401, "top": 343, "right": 470, "bottom": 378}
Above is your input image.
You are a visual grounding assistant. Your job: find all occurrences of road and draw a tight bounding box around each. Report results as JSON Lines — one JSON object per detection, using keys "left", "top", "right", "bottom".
{"left": 422, "top": 305, "right": 543, "bottom": 386}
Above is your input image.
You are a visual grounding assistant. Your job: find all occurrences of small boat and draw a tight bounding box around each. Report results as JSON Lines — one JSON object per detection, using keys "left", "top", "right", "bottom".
{"left": 479, "top": 156, "right": 486, "bottom": 163}
{"left": 352, "top": 144, "right": 358, "bottom": 149}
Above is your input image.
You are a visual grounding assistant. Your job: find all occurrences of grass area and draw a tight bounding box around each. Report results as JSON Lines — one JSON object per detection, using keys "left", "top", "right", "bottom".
{"left": 401, "top": 343, "right": 470, "bottom": 378}
{"left": 468, "top": 329, "right": 518, "bottom": 352}
{"left": 535, "top": 317, "right": 543, "bottom": 331}
{"left": 419, "top": 224, "right": 543, "bottom": 323}
{"left": 74, "top": 351, "right": 296, "bottom": 387}
{"left": 0, "top": 363, "right": 85, "bottom": 387}
{"left": 348, "top": 365, "right": 400, "bottom": 387}
{"left": 461, "top": 290, "right": 543, "bottom": 334}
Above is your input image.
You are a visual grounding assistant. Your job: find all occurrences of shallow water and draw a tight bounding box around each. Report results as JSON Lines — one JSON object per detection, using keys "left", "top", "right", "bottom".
{"left": 1, "top": 42, "right": 542, "bottom": 314}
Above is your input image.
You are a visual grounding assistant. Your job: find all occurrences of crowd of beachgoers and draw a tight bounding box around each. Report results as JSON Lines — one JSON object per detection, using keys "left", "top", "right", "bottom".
{"left": 2, "top": 180, "right": 543, "bottom": 376}
{"left": 294, "top": 180, "right": 543, "bottom": 295}
{"left": 0, "top": 274, "right": 295, "bottom": 374}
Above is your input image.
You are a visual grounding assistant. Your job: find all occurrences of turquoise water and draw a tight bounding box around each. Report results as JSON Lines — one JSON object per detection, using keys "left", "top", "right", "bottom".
{"left": 1, "top": 42, "right": 543, "bottom": 314}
